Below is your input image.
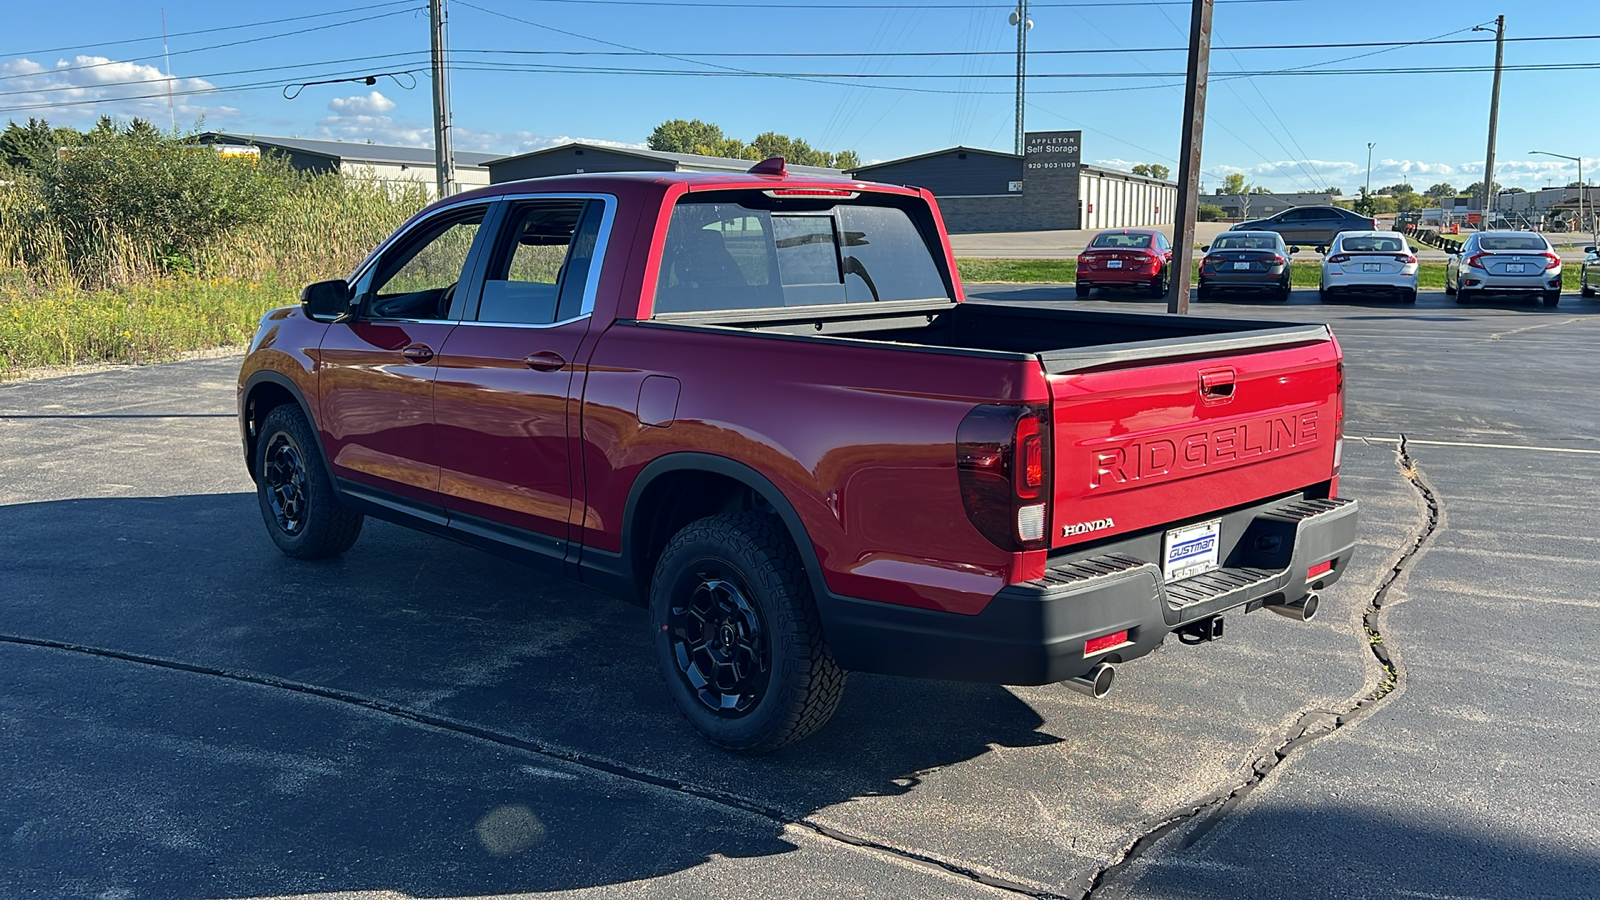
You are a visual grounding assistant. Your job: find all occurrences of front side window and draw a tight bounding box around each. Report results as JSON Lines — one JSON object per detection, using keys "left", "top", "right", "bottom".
{"left": 362, "top": 206, "right": 486, "bottom": 320}
{"left": 652, "top": 197, "right": 950, "bottom": 314}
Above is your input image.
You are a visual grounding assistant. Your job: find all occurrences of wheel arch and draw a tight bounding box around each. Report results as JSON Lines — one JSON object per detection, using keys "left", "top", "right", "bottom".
{"left": 616, "top": 453, "right": 827, "bottom": 608}
{"left": 242, "top": 371, "right": 332, "bottom": 484}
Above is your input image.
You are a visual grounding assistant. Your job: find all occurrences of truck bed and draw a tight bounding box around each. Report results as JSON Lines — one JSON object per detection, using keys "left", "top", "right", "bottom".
{"left": 650, "top": 300, "right": 1331, "bottom": 373}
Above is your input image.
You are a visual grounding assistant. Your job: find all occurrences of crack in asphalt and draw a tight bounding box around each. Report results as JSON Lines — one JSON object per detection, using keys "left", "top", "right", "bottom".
{"left": 1081, "top": 435, "right": 1443, "bottom": 899}
{"left": 0, "top": 633, "right": 1065, "bottom": 900}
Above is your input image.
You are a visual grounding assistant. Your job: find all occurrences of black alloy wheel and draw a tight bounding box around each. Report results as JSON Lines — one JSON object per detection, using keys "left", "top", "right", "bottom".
{"left": 665, "top": 566, "right": 772, "bottom": 716}
{"left": 263, "top": 433, "right": 310, "bottom": 536}
{"left": 651, "top": 513, "right": 845, "bottom": 753}
{"left": 253, "top": 405, "right": 363, "bottom": 559}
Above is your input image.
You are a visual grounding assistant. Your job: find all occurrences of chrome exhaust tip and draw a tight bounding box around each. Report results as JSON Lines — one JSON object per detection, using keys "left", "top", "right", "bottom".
{"left": 1266, "top": 591, "right": 1319, "bottom": 622}
{"left": 1068, "top": 662, "right": 1116, "bottom": 699}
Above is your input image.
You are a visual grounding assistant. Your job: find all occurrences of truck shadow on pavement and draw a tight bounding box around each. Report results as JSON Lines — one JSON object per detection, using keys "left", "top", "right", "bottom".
{"left": 2, "top": 493, "right": 1064, "bottom": 898}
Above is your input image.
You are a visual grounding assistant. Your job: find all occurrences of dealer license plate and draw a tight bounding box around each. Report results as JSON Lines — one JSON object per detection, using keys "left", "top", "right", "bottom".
{"left": 1107, "top": 259, "right": 1123, "bottom": 268}
{"left": 1363, "top": 263, "right": 1382, "bottom": 272}
{"left": 1232, "top": 262, "right": 1250, "bottom": 270}
{"left": 1163, "top": 519, "right": 1221, "bottom": 582}
{"left": 1505, "top": 263, "right": 1526, "bottom": 273}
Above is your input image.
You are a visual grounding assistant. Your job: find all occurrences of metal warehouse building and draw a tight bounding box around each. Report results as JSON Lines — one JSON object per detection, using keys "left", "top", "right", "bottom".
{"left": 849, "top": 131, "right": 1177, "bottom": 234}
{"left": 198, "top": 133, "right": 499, "bottom": 196}
{"left": 486, "top": 143, "right": 843, "bottom": 182}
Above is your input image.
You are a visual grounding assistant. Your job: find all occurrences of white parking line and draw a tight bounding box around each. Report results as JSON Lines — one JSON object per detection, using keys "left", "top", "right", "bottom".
{"left": 1351, "top": 435, "right": 1600, "bottom": 455}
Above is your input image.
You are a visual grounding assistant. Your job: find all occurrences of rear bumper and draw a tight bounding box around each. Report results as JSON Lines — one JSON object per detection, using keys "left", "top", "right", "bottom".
{"left": 819, "top": 495, "right": 1358, "bottom": 685}
{"left": 1460, "top": 271, "right": 1561, "bottom": 292}
{"left": 1199, "top": 271, "right": 1286, "bottom": 290}
{"left": 1079, "top": 267, "right": 1161, "bottom": 285}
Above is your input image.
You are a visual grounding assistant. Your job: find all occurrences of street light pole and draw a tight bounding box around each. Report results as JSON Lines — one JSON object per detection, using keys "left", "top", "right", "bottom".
{"left": 1530, "top": 150, "right": 1590, "bottom": 242}
{"left": 1365, "top": 142, "right": 1375, "bottom": 197}
{"left": 1009, "top": 2, "right": 1033, "bottom": 156}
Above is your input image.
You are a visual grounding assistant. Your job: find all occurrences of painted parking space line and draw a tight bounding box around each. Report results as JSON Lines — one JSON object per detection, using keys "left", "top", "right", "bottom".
{"left": 1349, "top": 435, "right": 1600, "bottom": 455}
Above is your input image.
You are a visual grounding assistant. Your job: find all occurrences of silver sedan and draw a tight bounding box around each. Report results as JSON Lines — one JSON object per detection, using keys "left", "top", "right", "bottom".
{"left": 1444, "top": 231, "right": 1564, "bottom": 306}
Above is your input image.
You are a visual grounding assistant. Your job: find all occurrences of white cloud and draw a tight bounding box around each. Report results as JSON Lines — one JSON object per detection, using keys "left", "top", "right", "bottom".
{"left": 326, "top": 91, "right": 396, "bottom": 116}
{"left": 0, "top": 55, "right": 238, "bottom": 126}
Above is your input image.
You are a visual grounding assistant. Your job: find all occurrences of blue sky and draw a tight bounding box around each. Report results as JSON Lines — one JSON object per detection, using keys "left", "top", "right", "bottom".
{"left": 2, "top": 0, "right": 1595, "bottom": 193}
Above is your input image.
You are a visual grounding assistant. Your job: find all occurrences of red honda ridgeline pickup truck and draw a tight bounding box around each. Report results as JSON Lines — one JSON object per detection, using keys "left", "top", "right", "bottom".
{"left": 238, "top": 160, "right": 1358, "bottom": 752}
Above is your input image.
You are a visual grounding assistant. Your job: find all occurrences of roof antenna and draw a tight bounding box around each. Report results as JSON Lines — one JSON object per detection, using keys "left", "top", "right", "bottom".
{"left": 748, "top": 157, "right": 787, "bottom": 177}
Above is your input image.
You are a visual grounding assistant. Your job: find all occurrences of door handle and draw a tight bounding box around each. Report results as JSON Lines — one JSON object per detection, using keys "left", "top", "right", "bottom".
{"left": 402, "top": 343, "right": 434, "bottom": 363}
{"left": 524, "top": 351, "right": 566, "bottom": 371}
{"left": 1198, "top": 367, "right": 1236, "bottom": 405}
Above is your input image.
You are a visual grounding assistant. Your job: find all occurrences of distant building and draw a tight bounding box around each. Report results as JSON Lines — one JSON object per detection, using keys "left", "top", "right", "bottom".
{"left": 848, "top": 134, "right": 1177, "bottom": 233}
{"left": 196, "top": 133, "right": 499, "bottom": 195}
{"left": 485, "top": 143, "right": 844, "bottom": 182}
{"left": 1494, "top": 185, "right": 1600, "bottom": 225}
{"left": 1209, "top": 191, "right": 1339, "bottom": 220}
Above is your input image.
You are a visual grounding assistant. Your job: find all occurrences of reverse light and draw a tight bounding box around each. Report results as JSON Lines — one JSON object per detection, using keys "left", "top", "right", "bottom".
{"left": 1307, "top": 560, "right": 1334, "bottom": 579}
{"left": 1017, "top": 504, "right": 1046, "bottom": 542}
{"left": 1085, "top": 630, "right": 1130, "bottom": 656}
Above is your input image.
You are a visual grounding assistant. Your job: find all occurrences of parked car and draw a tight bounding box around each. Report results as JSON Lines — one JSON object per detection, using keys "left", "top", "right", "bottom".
{"left": 238, "top": 162, "right": 1358, "bottom": 752}
{"left": 1444, "top": 231, "right": 1563, "bottom": 306}
{"left": 1074, "top": 229, "right": 1173, "bottom": 298}
{"left": 1318, "top": 231, "right": 1419, "bottom": 304}
{"left": 1231, "top": 206, "right": 1377, "bottom": 250}
{"left": 1581, "top": 245, "right": 1598, "bottom": 298}
{"left": 1196, "top": 230, "right": 1293, "bottom": 301}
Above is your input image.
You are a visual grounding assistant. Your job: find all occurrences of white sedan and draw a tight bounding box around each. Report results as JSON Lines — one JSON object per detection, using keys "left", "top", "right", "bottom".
{"left": 1318, "top": 231, "right": 1419, "bottom": 304}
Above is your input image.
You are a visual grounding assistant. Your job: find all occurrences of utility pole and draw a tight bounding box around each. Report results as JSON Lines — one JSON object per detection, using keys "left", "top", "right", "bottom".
{"left": 429, "top": 0, "right": 456, "bottom": 198}
{"left": 1478, "top": 15, "right": 1505, "bottom": 224}
{"left": 1166, "top": 0, "right": 1214, "bottom": 315}
{"left": 1010, "top": 2, "right": 1033, "bottom": 156}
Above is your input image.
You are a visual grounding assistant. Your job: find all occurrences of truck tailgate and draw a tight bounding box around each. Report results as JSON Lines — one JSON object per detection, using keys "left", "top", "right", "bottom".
{"left": 1049, "top": 336, "right": 1340, "bottom": 549}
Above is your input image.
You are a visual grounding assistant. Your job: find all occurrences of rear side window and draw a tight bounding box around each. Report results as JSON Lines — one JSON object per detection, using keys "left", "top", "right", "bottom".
{"left": 653, "top": 198, "right": 950, "bottom": 314}
{"left": 476, "top": 199, "right": 601, "bottom": 325}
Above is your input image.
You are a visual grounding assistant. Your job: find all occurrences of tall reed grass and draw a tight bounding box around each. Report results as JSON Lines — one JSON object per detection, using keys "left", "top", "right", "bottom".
{"left": 0, "top": 173, "right": 428, "bottom": 378}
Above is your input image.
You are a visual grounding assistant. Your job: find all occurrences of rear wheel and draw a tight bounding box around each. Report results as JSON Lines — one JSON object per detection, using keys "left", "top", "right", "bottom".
{"left": 1444, "top": 276, "right": 1457, "bottom": 297}
{"left": 1148, "top": 273, "right": 1166, "bottom": 298}
{"left": 1455, "top": 287, "right": 1474, "bottom": 304}
{"left": 651, "top": 513, "right": 845, "bottom": 753}
{"left": 1276, "top": 279, "right": 1292, "bottom": 302}
{"left": 1318, "top": 288, "right": 1331, "bottom": 303}
{"left": 1074, "top": 282, "right": 1091, "bottom": 298}
{"left": 1401, "top": 289, "right": 1418, "bottom": 304}
{"left": 1196, "top": 284, "right": 1212, "bottom": 302}
{"left": 254, "top": 405, "right": 363, "bottom": 559}
{"left": 1542, "top": 290, "right": 1561, "bottom": 307}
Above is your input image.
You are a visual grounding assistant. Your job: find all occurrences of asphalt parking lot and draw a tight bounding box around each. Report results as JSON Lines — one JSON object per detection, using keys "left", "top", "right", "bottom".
{"left": 3, "top": 288, "right": 1598, "bottom": 899}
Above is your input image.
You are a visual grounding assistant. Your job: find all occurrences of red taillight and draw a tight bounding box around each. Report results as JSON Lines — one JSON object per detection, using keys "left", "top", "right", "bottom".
{"left": 1466, "top": 253, "right": 1488, "bottom": 270}
{"left": 1272, "top": 254, "right": 1287, "bottom": 266}
{"left": 1542, "top": 252, "right": 1561, "bottom": 270}
{"left": 1327, "top": 253, "right": 1351, "bottom": 265}
{"left": 957, "top": 404, "right": 1051, "bottom": 552}
{"left": 1085, "top": 630, "right": 1129, "bottom": 656}
{"left": 1308, "top": 560, "right": 1333, "bottom": 579}
{"left": 1396, "top": 254, "right": 1416, "bottom": 264}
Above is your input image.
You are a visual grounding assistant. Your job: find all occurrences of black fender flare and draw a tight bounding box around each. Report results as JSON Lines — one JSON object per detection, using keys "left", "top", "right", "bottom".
{"left": 617, "top": 452, "right": 831, "bottom": 607}
{"left": 240, "top": 370, "right": 335, "bottom": 485}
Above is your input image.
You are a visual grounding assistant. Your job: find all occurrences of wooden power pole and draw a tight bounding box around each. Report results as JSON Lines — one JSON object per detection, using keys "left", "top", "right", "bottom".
{"left": 1166, "top": 0, "right": 1214, "bottom": 314}
{"left": 429, "top": 0, "right": 456, "bottom": 198}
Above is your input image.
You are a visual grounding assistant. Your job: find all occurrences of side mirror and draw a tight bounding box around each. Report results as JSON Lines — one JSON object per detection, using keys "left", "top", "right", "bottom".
{"left": 301, "top": 279, "right": 353, "bottom": 322}
{"left": 1289, "top": 246, "right": 1300, "bottom": 254}
{"left": 1586, "top": 246, "right": 1598, "bottom": 254}
{"left": 1200, "top": 245, "right": 1210, "bottom": 252}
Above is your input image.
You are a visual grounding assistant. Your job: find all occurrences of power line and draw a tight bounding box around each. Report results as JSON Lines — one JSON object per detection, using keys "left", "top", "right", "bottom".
{"left": 436, "top": 61, "right": 1600, "bottom": 80}
{"left": 0, "top": 8, "right": 424, "bottom": 85}
{"left": 0, "top": 64, "right": 429, "bottom": 115}
{"left": 0, "top": 1, "right": 418, "bottom": 60}
{"left": 0, "top": 53, "right": 427, "bottom": 100}
{"left": 504, "top": 0, "right": 1315, "bottom": 7}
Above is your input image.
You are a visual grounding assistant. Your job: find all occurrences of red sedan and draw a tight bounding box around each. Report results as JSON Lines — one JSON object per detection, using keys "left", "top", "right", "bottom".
{"left": 1075, "top": 229, "right": 1173, "bottom": 298}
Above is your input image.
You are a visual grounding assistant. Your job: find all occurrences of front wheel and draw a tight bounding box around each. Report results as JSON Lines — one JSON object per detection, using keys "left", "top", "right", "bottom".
{"left": 1444, "top": 272, "right": 1458, "bottom": 297}
{"left": 254, "top": 405, "right": 363, "bottom": 559}
{"left": 1581, "top": 275, "right": 1595, "bottom": 298}
{"left": 651, "top": 513, "right": 845, "bottom": 753}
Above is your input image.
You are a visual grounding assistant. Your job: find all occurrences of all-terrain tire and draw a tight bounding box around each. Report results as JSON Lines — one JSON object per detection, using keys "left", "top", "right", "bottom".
{"left": 650, "top": 513, "right": 845, "bottom": 753}
{"left": 254, "top": 405, "right": 363, "bottom": 559}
